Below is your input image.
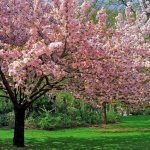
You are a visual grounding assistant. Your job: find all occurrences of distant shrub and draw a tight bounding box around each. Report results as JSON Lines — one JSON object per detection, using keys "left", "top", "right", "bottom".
{"left": 143, "top": 107, "right": 150, "bottom": 115}
{"left": 0, "top": 114, "right": 8, "bottom": 127}
{"left": 37, "top": 110, "right": 62, "bottom": 130}
{"left": 130, "top": 110, "right": 144, "bottom": 116}
{"left": 0, "top": 100, "right": 13, "bottom": 114}
{"left": 107, "top": 111, "right": 120, "bottom": 123}
{"left": 0, "top": 112, "right": 15, "bottom": 128}
{"left": 26, "top": 93, "right": 102, "bottom": 130}
{"left": 0, "top": 99, "right": 14, "bottom": 128}
{"left": 7, "top": 112, "right": 15, "bottom": 128}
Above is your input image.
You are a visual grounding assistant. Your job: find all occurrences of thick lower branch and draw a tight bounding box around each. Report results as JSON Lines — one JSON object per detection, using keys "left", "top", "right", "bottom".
{"left": 0, "top": 68, "right": 18, "bottom": 107}
{"left": 25, "top": 88, "right": 50, "bottom": 109}
{"left": 0, "top": 95, "right": 9, "bottom": 99}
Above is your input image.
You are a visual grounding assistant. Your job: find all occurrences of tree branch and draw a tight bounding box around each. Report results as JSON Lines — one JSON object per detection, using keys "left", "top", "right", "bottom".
{"left": 0, "top": 95, "right": 9, "bottom": 99}
{"left": 0, "top": 68, "right": 18, "bottom": 108}
{"left": 30, "top": 84, "right": 47, "bottom": 100}
{"left": 25, "top": 88, "right": 50, "bottom": 109}
{"left": 24, "top": 77, "right": 68, "bottom": 109}
{"left": 119, "top": 0, "right": 135, "bottom": 13}
{"left": 31, "top": 77, "right": 45, "bottom": 94}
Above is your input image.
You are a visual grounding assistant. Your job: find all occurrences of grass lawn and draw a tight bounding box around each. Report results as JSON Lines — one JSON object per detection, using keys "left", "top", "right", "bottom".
{"left": 0, "top": 116, "right": 150, "bottom": 150}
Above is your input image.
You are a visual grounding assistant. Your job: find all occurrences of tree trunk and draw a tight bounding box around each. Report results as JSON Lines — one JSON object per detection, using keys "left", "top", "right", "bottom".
{"left": 126, "top": 106, "right": 130, "bottom": 116}
{"left": 106, "top": 103, "right": 110, "bottom": 112}
{"left": 114, "top": 104, "right": 117, "bottom": 112}
{"left": 13, "top": 108, "right": 25, "bottom": 147}
{"left": 102, "top": 102, "right": 107, "bottom": 124}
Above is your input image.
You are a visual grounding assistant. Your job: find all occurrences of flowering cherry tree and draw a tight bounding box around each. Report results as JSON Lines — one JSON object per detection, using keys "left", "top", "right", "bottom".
{"left": 0, "top": 0, "right": 149, "bottom": 147}
{"left": 67, "top": 2, "right": 150, "bottom": 123}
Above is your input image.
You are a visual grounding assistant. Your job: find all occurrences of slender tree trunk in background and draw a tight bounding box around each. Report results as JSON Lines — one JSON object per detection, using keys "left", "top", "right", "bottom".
{"left": 121, "top": 110, "right": 124, "bottom": 116}
{"left": 109, "top": 103, "right": 112, "bottom": 111}
{"left": 102, "top": 102, "right": 107, "bottom": 124}
{"left": 107, "top": 103, "right": 110, "bottom": 112}
{"left": 126, "top": 105, "right": 130, "bottom": 116}
{"left": 13, "top": 108, "right": 25, "bottom": 147}
{"left": 114, "top": 104, "right": 117, "bottom": 112}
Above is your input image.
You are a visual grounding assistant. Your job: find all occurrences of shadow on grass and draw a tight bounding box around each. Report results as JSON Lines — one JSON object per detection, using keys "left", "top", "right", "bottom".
{"left": 1, "top": 133, "right": 150, "bottom": 150}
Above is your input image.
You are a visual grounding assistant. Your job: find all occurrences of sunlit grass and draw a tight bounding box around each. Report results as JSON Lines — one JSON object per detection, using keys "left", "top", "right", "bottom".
{"left": 0, "top": 116, "right": 150, "bottom": 150}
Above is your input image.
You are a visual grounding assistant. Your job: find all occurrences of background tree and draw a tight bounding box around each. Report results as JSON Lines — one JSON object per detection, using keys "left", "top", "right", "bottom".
{"left": 68, "top": 2, "right": 150, "bottom": 124}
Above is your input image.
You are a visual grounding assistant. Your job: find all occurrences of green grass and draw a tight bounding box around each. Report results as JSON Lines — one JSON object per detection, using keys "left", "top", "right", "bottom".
{"left": 99, "top": 116, "right": 150, "bottom": 132}
{"left": 0, "top": 116, "right": 150, "bottom": 150}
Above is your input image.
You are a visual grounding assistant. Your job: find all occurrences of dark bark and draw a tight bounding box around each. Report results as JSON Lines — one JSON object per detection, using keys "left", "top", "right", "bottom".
{"left": 106, "top": 103, "right": 110, "bottom": 112}
{"left": 13, "top": 108, "right": 25, "bottom": 147}
{"left": 0, "top": 68, "right": 17, "bottom": 107}
{"left": 102, "top": 102, "right": 107, "bottom": 124}
{"left": 114, "top": 104, "right": 117, "bottom": 112}
{"left": 126, "top": 106, "right": 130, "bottom": 116}
{"left": 0, "top": 67, "right": 66, "bottom": 147}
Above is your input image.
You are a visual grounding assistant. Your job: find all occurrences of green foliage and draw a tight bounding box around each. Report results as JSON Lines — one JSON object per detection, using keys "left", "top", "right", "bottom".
{"left": 145, "top": 34, "right": 150, "bottom": 40}
{"left": 26, "top": 92, "right": 102, "bottom": 130}
{"left": 25, "top": 116, "right": 35, "bottom": 126}
{"left": 106, "top": 9, "right": 118, "bottom": 27}
{"left": 26, "top": 95, "right": 50, "bottom": 117}
{"left": 0, "top": 99, "right": 14, "bottom": 128}
{"left": 0, "top": 99, "right": 13, "bottom": 114}
{"left": 106, "top": 111, "right": 120, "bottom": 123}
{"left": 0, "top": 114, "right": 8, "bottom": 127}
{"left": 0, "top": 92, "right": 102, "bottom": 129}
{"left": 6, "top": 112, "right": 15, "bottom": 129}
{"left": 55, "top": 92, "right": 74, "bottom": 113}
{"left": 130, "top": 110, "right": 144, "bottom": 116}
{"left": 143, "top": 107, "right": 150, "bottom": 115}
{"left": 37, "top": 108, "right": 63, "bottom": 130}
{"left": 0, "top": 112, "right": 14, "bottom": 128}
{"left": 129, "top": 107, "right": 150, "bottom": 116}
